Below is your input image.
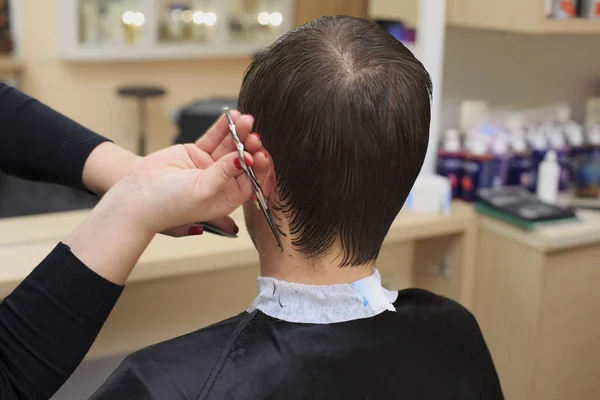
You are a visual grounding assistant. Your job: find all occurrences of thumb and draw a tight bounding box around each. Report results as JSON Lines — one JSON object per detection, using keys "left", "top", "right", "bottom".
{"left": 200, "top": 152, "right": 254, "bottom": 194}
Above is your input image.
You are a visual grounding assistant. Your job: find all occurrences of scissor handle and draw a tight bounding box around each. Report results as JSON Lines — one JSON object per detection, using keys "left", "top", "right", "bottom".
{"left": 223, "top": 107, "right": 283, "bottom": 251}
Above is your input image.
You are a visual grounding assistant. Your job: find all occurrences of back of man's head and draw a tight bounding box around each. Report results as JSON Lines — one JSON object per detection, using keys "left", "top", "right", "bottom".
{"left": 239, "top": 16, "right": 432, "bottom": 266}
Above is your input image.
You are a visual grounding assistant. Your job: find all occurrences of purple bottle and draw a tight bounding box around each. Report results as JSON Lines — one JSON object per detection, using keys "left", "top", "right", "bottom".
{"left": 528, "top": 130, "right": 548, "bottom": 193}
{"left": 547, "top": 126, "right": 571, "bottom": 191}
{"left": 436, "top": 129, "right": 464, "bottom": 199}
{"left": 506, "top": 134, "right": 533, "bottom": 188}
{"left": 461, "top": 134, "right": 491, "bottom": 202}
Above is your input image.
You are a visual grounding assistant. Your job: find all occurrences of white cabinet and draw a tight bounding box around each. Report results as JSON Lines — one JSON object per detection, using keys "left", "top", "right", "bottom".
{"left": 61, "top": 0, "right": 294, "bottom": 61}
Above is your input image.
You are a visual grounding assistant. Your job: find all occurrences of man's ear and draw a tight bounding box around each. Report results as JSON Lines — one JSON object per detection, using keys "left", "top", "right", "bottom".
{"left": 255, "top": 150, "right": 276, "bottom": 199}
{"left": 262, "top": 162, "right": 277, "bottom": 199}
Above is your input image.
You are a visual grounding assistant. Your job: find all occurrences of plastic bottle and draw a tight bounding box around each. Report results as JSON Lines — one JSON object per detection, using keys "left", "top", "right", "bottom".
{"left": 547, "top": 125, "right": 570, "bottom": 191}
{"left": 536, "top": 150, "right": 560, "bottom": 204}
{"left": 461, "top": 133, "right": 491, "bottom": 202}
{"left": 528, "top": 128, "right": 549, "bottom": 192}
{"left": 436, "top": 129, "right": 464, "bottom": 199}
{"left": 490, "top": 134, "right": 509, "bottom": 188}
{"left": 507, "top": 129, "right": 533, "bottom": 187}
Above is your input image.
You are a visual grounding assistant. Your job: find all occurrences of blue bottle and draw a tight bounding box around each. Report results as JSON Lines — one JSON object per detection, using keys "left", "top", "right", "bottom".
{"left": 588, "top": 125, "right": 600, "bottom": 160}
{"left": 565, "top": 122, "right": 588, "bottom": 184}
{"left": 574, "top": 158, "right": 600, "bottom": 198}
{"left": 566, "top": 123, "right": 587, "bottom": 158}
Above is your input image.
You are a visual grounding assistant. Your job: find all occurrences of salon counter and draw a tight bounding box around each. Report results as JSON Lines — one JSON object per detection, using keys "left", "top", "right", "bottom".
{"left": 3, "top": 202, "right": 600, "bottom": 399}
{"left": 0, "top": 201, "right": 477, "bottom": 360}
{"left": 474, "top": 209, "right": 600, "bottom": 400}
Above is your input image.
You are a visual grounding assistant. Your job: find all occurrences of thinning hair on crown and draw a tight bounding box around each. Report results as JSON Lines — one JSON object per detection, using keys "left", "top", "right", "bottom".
{"left": 238, "top": 16, "right": 432, "bottom": 266}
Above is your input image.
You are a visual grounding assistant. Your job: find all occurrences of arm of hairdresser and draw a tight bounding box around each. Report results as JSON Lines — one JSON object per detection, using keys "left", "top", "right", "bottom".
{"left": 0, "top": 82, "right": 136, "bottom": 193}
{"left": 0, "top": 82, "right": 265, "bottom": 399}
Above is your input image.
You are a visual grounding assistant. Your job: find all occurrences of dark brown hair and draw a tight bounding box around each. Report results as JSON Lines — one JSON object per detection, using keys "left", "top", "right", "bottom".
{"left": 239, "top": 16, "right": 432, "bottom": 266}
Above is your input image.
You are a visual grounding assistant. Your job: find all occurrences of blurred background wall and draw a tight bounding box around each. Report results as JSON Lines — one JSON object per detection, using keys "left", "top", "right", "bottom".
{"left": 17, "top": 0, "right": 367, "bottom": 153}
{"left": 17, "top": 1, "right": 600, "bottom": 155}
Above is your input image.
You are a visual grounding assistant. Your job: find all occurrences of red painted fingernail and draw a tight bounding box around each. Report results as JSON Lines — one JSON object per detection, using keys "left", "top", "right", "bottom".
{"left": 233, "top": 225, "right": 239, "bottom": 234}
{"left": 260, "top": 150, "right": 268, "bottom": 159}
{"left": 234, "top": 158, "right": 242, "bottom": 169}
{"left": 244, "top": 156, "right": 253, "bottom": 167}
{"left": 252, "top": 132, "right": 261, "bottom": 141}
{"left": 188, "top": 226, "right": 203, "bottom": 236}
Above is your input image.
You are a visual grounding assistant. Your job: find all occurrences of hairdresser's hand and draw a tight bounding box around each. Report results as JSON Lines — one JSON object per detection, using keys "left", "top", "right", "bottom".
{"left": 159, "top": 110, "right": 270, "bottom": 236}
{"left": 65, "top": 142, "right": 268, "bottom": 284}
{"left": 84, "top": 111, "right": 267, "bottom": 236}
{"left": 158, "top": 111, "right": 268, "bottom": 236}
{"left": 111, "top": 143, "right": 268, "bottom": 237}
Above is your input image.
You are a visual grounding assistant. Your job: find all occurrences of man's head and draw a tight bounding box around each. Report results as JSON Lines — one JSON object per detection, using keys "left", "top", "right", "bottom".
{"left": 239, "top": 16, "right": 431, "bottom": 268}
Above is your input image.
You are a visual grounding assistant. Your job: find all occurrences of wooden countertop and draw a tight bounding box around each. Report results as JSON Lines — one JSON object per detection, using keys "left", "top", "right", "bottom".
{"left": 478, "top": 209, "right": 600, "bottom": 252}
{"left": 0, "top": 202, "right": 475, "bottom": 297}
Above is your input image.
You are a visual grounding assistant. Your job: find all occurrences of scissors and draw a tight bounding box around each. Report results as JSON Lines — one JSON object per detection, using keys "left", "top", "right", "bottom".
{"left": 223, "top": 108, "right": 284, "bottom": 252}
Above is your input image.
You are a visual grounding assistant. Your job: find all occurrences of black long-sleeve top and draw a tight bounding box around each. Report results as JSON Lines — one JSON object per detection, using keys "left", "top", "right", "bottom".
{"left": 0, "top": 83, "right": 124, "bottom": 399}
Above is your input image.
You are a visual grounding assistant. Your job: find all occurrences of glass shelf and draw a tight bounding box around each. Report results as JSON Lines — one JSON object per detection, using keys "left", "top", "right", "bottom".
{"left": 78, "top": 0, "right": 147, "bottom": 46}
{"left": 227, "top": 0, "right": 288, "bottom": 44}
{"left": 157, "top": 0, "right": 218, "bottom": 44}
{"left": 62, "top": 0, "right": 294, "bottom": 61}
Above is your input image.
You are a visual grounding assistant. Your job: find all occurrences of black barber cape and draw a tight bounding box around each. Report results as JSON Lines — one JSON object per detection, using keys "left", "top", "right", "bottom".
{"left": 90, "top": 289, "right": 503, "bottom": 399}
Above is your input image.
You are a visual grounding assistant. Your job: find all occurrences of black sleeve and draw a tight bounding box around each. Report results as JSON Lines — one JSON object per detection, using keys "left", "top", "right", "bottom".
{"left": 0, "top": 83, "right": 110, "bottom": 190}
{"left": 0, "top": 243, "right": 123, "bottom": 400}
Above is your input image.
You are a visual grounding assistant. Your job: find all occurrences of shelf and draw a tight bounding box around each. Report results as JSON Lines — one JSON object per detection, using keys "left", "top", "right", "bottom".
{"left": 0, "top": 202, "right": 474, "bottom": 297}
{"left": 446, "top": 17, "right": 600, "bottom": 35}
{"left": 62, "top": 43, "right": 268, "bottom": 62}
{"left": 538, "top": 19, "right": 600, "bottom": 34}
{"left": 371, "top": 0, "right": 600, "bottom": 35}
{"left": 446, "top": 0, "right": 600, "bottom": 34}
{"left": 62, "top": 0, "right": 294, "bottom": 62}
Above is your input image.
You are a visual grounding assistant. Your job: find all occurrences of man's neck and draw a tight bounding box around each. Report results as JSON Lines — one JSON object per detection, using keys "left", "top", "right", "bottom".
{"left": 258, "top": 245, "right": 375, "bottom": 285}
{"left": 247, "top": 204, "right": 374, "bottom": 285}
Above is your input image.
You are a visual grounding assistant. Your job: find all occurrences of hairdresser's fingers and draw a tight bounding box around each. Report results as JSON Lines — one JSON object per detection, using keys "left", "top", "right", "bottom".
{"left": 252, "top": 149, "right": 275, "bottom": 197}
{"left": 161, "top": 224, "right": 204, "bottom": 238}
{"left": 210, "top": 114, "right": 255, "bottom": 160}
{"left": 251, "top": 150, "right": 269, "bottom": 183}
{"left": 195, "top": 110, "right": 242, "bottom": 153}
{"left": 200, "top": 152, "right": 254, "bottom": 196}
{"left": 184, "top": 144, "right": 214, "bottom": 169}
{"left": 243, "top": 132, "right": 262, "bottom": 153}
